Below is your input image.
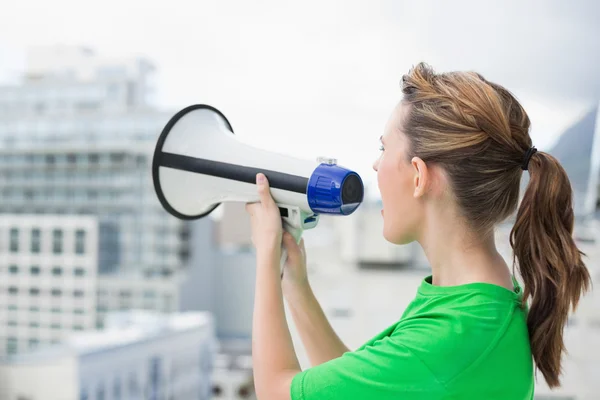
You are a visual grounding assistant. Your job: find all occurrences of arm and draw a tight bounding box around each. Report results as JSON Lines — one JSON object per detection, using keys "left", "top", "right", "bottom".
{"left": 284, "top": 283, "right": 351, "bottom": 366}
{"left": 252, "top": 244, "right": 300, "bottom": 399}
{"left": 246, "top": 173, "right": 301, "bottom": 400}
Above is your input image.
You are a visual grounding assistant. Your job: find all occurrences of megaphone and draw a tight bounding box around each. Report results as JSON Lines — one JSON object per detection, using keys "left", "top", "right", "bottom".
{"left": 152, "top": 104, "right": 364, "bottom": 266}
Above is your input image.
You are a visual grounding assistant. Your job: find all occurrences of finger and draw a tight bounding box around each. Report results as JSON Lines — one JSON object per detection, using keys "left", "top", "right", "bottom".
{"left": 282, "top": 232, "right": 302, "bottom": 261}
{"left": 299, "top": 238, "right": 306, "bottom": 260}
{"left": 256, "top": 173, "right": 276, "bottom": 208}
{"left": 245, "top": 202, "right": 260, "bottom": 215}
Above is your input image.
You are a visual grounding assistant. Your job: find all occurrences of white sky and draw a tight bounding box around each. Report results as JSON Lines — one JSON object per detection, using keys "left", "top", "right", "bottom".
{"left": 0, "top": 0, "right": 597, "bottom": 193}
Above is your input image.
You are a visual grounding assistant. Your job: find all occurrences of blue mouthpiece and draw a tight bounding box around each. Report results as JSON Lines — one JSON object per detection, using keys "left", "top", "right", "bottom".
{"left": 307, "top": 163, "right": 364, "bottom": 215}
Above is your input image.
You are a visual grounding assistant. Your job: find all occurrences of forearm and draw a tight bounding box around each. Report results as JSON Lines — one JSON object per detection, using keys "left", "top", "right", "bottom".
{"left": 252, "top": 246, "right": 300, "bottom": 399}
{"left": 284, "top": 284, "right": 350, "bottom": 366}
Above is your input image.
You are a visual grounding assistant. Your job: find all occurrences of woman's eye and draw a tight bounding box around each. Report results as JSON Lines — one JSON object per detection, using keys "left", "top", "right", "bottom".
{"left": 379, "top": 145, "right": 385, "bottom": 151}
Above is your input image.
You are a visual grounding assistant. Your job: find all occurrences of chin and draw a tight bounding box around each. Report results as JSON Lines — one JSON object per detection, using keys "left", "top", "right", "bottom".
{"left": 383, "top": 225, "right": 414, "bottom": 245}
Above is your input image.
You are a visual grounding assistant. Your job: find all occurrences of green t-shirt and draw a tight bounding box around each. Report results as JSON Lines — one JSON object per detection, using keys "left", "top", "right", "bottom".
{"left": 291, "top": 275, "right": 534, "bottom": 400}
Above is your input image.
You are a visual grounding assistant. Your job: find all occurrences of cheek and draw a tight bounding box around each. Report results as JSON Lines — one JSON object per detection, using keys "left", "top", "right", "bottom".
{"left": 380, "top": 162, "right": 418, "bottom": 244}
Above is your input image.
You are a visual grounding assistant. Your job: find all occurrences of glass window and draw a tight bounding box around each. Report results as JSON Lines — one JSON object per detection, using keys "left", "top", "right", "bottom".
{"left": 29, "top": 306, "right": 40, "bottom": 312}
{"left": 52, "top": 266, "right": 62, "bottom": 276}
{"left": 28, "top": 338, "right": 39, "bottom": 349}
{"left": 113, "top": 379, "right": 121, "bottom": 400}
{"left": 74, "top": 309, "right": 85, "bottom": 315}
{"left": 75, "top": 229, "right": 86, "bottom": 254}
{"left": 29, "top": 322, "right": 39, "bottom": 328}
{"left": 8, "top": 286, "right": 18, "bottom": 295}
{"left": 30, "top": 265, "right": 41, "bottom": 275}
{"left": 52, "top": 229, "right": 63, "bottom": 254}
{"left": 96, "top": 385, "right": 105, "bottom": 400}
{"left": 6, "top": 338, "right": 18, "bottom": 354}
{"left": 29, "top": 287, "right": 40, "bottom": 296}
{"left": 31, "top": 228, "right": 41, "bottom": 253}
{"left": 51, "top": 289, "right": 62, "bottom": 297}
{"left": 9, "top": 265, "right": 18, "bottom": 274}
{"left": 7, "top": 304, "right": 18, "bottom": 311}
{"left": 9, "top": 227, "right": 19, "bottom": 252}
{"left": 74, "top": 267, "right": 86, "bottom": 277}
{"left": 51, "top": 323, "right": 61, "bottom": 330}
{"left": 143, "top": 290, "right": 156, "bottom": 299}
{"left": 51, "top": 307, "right": 61, "bottom": 314}
{"left": 74, "top": 290, "right": 85, "bottom": 298}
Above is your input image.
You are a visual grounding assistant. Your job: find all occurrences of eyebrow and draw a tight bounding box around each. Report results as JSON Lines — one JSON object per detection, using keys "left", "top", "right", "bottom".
{"left": 380, "top": 135, "right": 384, "bottom": 143}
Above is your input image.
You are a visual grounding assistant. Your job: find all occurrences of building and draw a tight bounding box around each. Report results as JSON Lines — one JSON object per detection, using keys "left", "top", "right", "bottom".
{"left": 0, "top": 214, "right": 98, "bottom": 356}
{"left": 0, "top": 46, "right": 191, "bottom": 331}
{"left": 0, "top": 311, "right": 216, "bottom": 400}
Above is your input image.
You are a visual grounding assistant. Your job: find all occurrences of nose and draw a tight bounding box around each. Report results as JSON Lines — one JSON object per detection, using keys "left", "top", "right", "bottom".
{"left": 372, "top": 157, "right": 379, "bottom": 172}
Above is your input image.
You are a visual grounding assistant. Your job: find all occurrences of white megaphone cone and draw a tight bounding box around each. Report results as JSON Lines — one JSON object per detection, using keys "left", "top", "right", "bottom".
{"left": 152, "top": 104, "right": 364, "bottom": 274}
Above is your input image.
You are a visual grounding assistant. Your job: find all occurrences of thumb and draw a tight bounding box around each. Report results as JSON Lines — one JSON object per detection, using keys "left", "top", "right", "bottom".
{"left": 282, "top": 232, "right": 302, "bottom": 261}
{"left": 256, "top": 173, "right": 275, "bottom": 207}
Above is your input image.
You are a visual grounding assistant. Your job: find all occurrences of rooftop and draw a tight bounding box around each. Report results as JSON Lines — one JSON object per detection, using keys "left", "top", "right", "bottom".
{"left": 0, "top": 311, "right": 213, "bottom": 365}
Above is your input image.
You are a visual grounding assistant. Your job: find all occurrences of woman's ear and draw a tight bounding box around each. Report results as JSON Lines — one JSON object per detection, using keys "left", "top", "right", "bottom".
{"left": 411, "top": 157, "right": 428, "bottom": 198}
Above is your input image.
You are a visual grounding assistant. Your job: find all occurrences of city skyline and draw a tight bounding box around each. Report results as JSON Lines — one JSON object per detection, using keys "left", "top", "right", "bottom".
{"left": 1, "top": 0, "right": 599, "bottom": 191}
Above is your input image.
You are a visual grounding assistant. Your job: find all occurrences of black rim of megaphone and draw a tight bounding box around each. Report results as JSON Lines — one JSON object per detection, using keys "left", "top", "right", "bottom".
{"left": 152, "top": 104, "right": 234, "bottom": 220}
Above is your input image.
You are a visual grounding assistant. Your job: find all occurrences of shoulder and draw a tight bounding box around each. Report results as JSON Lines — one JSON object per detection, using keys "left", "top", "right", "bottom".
{"left": 390, "top": 293, "right": 525, "bottom": 384}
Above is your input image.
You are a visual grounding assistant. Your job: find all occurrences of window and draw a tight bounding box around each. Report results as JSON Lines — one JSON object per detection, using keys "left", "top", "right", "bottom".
{"left": 29, "top": 306, "right": 39, "bottom": 312}
{"left": 31, "top": 228, "right": 41, "bottom": 253}
{"left": 74, "top": 309, "right": 85, "bottom": 315}
{"left": 113, "top": 379, "right": 121, "bottom": 400}
{"left": 29, "top": 287, "right": 40, "bottom": 296}
{"left": 75, "top": 229, "right": 86, "bottom": 254}
{"left": 29, "top": 322, "right": 39, "bottom": 328}
{"left": 143, "top": 290, "right": 156, "bottom": 299}
{"left": 52, "top": 266, "right": 63, "bottom": 276}
{"left": 74, "top": 290, "right": 85, "bottom": 298}
{"left": 9, "top": 264, "right": 18, "bottom": 274}
{"left": 52, "top": 229, "right": 63, "bottom": 254}
{"left": 110, "top": 153, "right": 125, "bottom": 163}
{"left": 28, "top": 339, "right": 39, "bottom": 349}
{"left": 74, "top": 267, "right": 86, "bottom": 277}
{"left": 30, "top": 265, "right": 40, "bottom": 275}
{"left": 7, "top": 304, "right": 18, "bottom": 311}
{"left": 8, "top": 286, "right": 18, "bottom": 295}
{"left": 96, "top": 385, "right": 105, "bottom": 400}
{"left": 51, "top": 288, "right": 62, "bottom": 297}
{"left": 8, "top": 321, "right": 17, "bottom": 327}
{"left": 73, "top": 325, "right": 84, "bottom": 331}
{"left": 6, "top": 337, "right": 18, "bottom": 354}
{"left": 51, "top": 323, "right": 61, "bottom": 330}
{"left": 80, "top": 388, "right": 89, "bottom": 400}
{"left": 51, "top": 307, "right": 61, "bottom": 314}
{"left": 10, "top": 227, "right": 19, "bottom": 252}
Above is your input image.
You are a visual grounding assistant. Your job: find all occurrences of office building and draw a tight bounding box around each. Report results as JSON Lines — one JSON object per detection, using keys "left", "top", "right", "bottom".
{"left": 0, "top": 46, "right": 190, "bottom": 331}
{"left": 0, "top": 214, "right": 98, "bottom": 356}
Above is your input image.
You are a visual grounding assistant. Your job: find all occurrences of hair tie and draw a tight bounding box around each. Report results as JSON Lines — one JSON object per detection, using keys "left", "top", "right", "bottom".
{"left": 521, "top": 146, "right": 537, "bottom": 171}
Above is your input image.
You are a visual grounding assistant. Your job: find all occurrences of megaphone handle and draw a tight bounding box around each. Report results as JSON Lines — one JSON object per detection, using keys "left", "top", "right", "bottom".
{"left": 280, "top": 221, "right": 303, "bottom": 279}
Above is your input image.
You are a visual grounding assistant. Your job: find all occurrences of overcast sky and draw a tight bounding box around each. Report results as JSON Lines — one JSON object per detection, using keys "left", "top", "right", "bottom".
{"left": 1, "top": 0, "right": 599, "bottom": 192}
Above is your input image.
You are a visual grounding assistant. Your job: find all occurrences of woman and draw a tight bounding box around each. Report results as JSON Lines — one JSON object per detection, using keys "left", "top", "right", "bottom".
{"left": 245, "top": 62, "right": 591, "bottom": 399}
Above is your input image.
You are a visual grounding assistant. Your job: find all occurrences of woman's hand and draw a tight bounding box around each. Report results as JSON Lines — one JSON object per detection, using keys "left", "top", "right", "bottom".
{"left": 281, "top": 233, "right": 310, "bottom": 293}
{"left": 245, "top": 173, "right": 283, "bottom": 256}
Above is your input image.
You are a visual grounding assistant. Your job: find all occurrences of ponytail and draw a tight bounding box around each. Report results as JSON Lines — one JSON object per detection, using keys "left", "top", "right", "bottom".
{"left": 510, "top": 151, "right": 591, "bottom": 388}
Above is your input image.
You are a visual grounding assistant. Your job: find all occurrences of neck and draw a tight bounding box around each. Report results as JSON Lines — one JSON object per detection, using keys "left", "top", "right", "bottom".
{"left": 418, "top": 206, "right": 512, "bottom": 289}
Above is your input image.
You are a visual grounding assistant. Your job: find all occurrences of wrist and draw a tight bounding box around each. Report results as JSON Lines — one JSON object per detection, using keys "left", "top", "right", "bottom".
{"left": 283, "top": 279, "right": 312, "bottom": 301}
